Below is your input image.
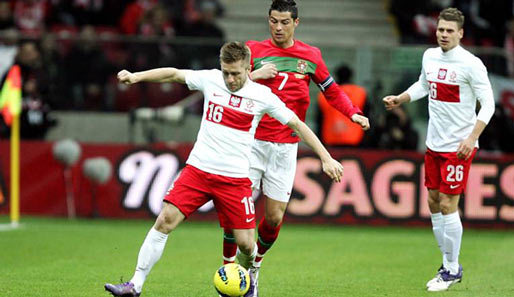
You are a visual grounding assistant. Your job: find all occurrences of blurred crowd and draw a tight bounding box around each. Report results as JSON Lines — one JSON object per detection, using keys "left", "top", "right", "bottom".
{"left": 390, "top": 0, "right": 511, "bottom": 47}
{"left": 388, "top": 0, "right": 514, "bottom": 153}
{"left": 0, "top": 0, "right": 224, "bottom": 109}
{"left": 390, "top": 0, "right": 514, "bottom": 76}
{"left": 0, "top": 0, "right": 513, "bottom": 153}
{"left": 0, "top": 0, "right": 225, "bottom": 139}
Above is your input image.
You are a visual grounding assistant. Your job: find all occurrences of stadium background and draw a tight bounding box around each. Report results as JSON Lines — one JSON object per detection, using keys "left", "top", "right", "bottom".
{"left": 0, "top": 0, "right": 513, "bottom": 296}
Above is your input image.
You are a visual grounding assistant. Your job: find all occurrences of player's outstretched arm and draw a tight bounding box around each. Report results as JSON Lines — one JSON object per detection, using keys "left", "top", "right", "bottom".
{"left": 286, "top": 115, "right": 343, "bottom": 182}
{"left": 117, "top": 68, "right": 192, "bottom": 85}
{"left": 321, "top": 83, "right": 370, "bottom": 130}
{"left": 382, "top": 92, "right": 411, "bottom": 110}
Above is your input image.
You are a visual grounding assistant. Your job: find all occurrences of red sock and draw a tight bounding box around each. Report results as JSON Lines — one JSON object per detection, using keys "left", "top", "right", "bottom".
{"left": 255, "top": 219, "right": 282, "bottom": 263}
{"left": 223, "top": 228, "right": 237, "bottom": 264}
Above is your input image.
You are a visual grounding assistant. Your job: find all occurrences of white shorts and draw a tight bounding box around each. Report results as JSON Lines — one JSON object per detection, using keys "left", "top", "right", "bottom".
{"left": 249, "top": 139, "right": 298, "bottom": 203}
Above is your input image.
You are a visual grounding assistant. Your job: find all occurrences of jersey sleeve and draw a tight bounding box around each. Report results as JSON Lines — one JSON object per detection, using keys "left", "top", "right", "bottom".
{"left": 470, "top": 58, "right": 495, "bottom": 124}
{"left": 264, "top": 90, "right": 295, "bottom": 124}
{"left": 312, "top": 47, "right": 335, "bottom": 90}
{"left": 312, "top": 48, "right": 362, "bottom": 117}
{"left": 185, "top": 70, "right": 214, "bottom": 92}
{"left": 406, "top": 51, "right": 429, "bottom": 101}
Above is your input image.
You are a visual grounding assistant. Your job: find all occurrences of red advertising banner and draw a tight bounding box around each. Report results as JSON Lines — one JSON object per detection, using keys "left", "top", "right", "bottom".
{"left": 0, "top": 141, "right": 513, "bottom": 227}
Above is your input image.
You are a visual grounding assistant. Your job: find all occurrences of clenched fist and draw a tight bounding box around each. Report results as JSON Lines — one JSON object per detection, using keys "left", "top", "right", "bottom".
{"left": 382, "top": 95, "right": 402, "bottom": 110}
{"left": 117, "top": 70, "right": 139, "bottom": 85}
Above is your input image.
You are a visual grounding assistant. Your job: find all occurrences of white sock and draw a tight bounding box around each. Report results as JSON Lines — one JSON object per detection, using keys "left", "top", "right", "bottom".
{"left": 249, "top": 242, "right": 260, "bottom": 268}
{"left": 430, "top": 212, "right": 447, "bottom": 267}
{"left": 131, "top": 228, "right": 169, "bottom": 292}
{"left": 443, "top": 212, "right": 462, "bottom": 275}
{"left": 237, "top": 243, "right": 257, "bottom": 268}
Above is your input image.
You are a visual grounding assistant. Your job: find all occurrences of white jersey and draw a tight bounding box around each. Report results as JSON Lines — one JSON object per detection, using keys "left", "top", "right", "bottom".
{"left": 406, "top": 45, "right": 495, "bottom": 152}
{"left": 185, "top": 69, "right": 295, "bottom": 177}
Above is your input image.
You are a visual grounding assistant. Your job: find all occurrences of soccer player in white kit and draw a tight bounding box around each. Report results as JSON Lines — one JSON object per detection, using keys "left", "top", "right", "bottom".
{"left": 383, "top": 8, "right": 495, "bottom": 292}
{"left": 104, "top": 41, "right": 344, "bottom": 297}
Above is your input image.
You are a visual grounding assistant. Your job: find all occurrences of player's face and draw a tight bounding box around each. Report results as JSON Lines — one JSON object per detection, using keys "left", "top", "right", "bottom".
{"left": 268, "top": 10, "right": 299, "bottom": 48}
{"left": 436, "top": 19, "right": 463, "bottom": 52}
{"left": 221, "top": 60, "right": 250, "bottom": 92}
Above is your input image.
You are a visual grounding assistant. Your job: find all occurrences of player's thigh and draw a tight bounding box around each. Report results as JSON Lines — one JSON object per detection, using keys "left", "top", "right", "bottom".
{"left": 211, "top": 176, "right": 255, "bottom": 229}
{"left": 439, "top": 148, "right": 477, "bottom": 195}
{"left": 249, "top": 140, "right": 269, "bottom": 190}
{"left": 261, "top": 142, "right": 298, "bottom": 203}
{"left": 163, "top": 165, "right": 212, "bottom": 218}
{"left": 264, "top": 195, "right": 288, "bottom": 223}
{"left": 439, "top": 192, "right": 460, "bottom": 214}
{"left": 424, "top": 149, "right": 442, "bottom": 191}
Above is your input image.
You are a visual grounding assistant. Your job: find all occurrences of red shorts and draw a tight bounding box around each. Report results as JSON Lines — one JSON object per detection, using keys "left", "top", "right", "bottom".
{"left": 424, "top": 148, "right": 477, "bottom": 195}
{"left": 164, "top": 165, "right": 255, "bottom": 229}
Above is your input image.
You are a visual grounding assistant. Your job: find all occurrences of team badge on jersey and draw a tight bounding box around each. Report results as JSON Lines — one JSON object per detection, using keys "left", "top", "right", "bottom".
{"left": 229, "top": 95, "right": 242, "bottom": 108}
{"left": 449, "top": 71, "right": 457, "bottom": 83}
{"left": 438, "top": 68, "right": 448, "bottom": 80}
{"left": 244, "top": 99, "right": 254, "bottom": 112}
{"left": 297, "top": 59, "right": 308, "bottom": 74}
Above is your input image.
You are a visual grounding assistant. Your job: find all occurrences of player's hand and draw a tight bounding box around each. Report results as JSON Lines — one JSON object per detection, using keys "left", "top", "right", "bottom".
{"left": 351, "top": 114, "right": 370, "bottom": 130}
{"left": 457, "top": 137, "right": 475, "bottom": 160}
{"left": 250, "top": 63, "right": 277, "bottom": 80}
{"left": 321, "top": 158, "right": 344, "bottom": 183}
{"left": 117, "top": 69, "right": 139, "bottom": 85}
{"left": 382, "top": 95, "right": 401, "bottom": 110}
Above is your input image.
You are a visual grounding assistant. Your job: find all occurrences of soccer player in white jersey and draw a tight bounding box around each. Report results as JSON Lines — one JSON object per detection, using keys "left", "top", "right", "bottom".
{"left": 383, "top": 8, "right": 495, "bottom": 292}
{"left": 103, "top": 41, "right": 344, "bottom": 297}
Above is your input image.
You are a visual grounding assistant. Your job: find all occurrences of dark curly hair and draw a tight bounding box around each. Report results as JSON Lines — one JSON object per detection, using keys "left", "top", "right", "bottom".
{"left": 269, "top": 0, "right": 298, "bottom": 19}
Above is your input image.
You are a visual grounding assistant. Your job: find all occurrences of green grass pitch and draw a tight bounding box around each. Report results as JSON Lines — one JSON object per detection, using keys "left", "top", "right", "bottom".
{"left": 0, "top": 216, "right": 513, "bottom": 297}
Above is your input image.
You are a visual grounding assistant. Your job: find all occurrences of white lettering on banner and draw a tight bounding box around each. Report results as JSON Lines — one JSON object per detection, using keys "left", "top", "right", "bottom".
{"left": 114, "top": 149, "right": 513, "bottom": 223}
{"left": 499, "top": 164, "right": 514, "bottom": 221}
{"left": 372, "top": 160, "right": 416, "bottom": 218}
{"left": 118, "top": 151, "right": 180, "bottom": 215}
{"left": 323, "top": 160, "right": 373, "bottom": 216}
{"left": 288, "top": 157, "right": 324, "bottom": 215}
{"left": 465, "top": 164, "right": 497, "bottom": 220}
{"left": 288, "top": 157, "right": 514, "bottom": 222}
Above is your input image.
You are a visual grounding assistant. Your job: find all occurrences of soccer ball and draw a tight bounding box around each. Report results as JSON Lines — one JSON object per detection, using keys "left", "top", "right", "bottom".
{"left": 213, "top": 263, "right": 250, "bottom": 297}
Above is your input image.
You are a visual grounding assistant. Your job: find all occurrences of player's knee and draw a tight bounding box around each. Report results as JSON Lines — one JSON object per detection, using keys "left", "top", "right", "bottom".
{"left": 235, "top": 237, "right": 254, "bottom": 255}
{"left": 439, "top": 199, "right": 452, "bottom": 214}
{"left": 265, "top": 212, "right": 283, "bottom": 228}
{"left": 155, "top": 204, "right": 182, "bottom": 233}
{"left": 265, "top": 204, "right": 286, "bottom": 227}
{"left": 427, "top": 190, "right": 440, "bottom": 205}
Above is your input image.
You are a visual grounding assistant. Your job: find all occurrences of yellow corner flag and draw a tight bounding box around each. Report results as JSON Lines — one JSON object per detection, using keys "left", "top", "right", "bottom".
{"left": 0, "top": 64, "right": 22, "bottom": 227}
{"left": 0, "top": 65, "right": 22, "bottom": 125}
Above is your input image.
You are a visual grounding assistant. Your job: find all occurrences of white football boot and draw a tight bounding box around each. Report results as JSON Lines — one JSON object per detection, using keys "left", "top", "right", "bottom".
{"left": 426, "top": 264, "right": 444, "bottom": 288}
{"left": 427, "top": 265, "right": 463, "bottom": 292}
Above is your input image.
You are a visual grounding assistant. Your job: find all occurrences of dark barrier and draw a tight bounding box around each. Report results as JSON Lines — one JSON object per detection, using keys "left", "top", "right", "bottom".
{"left": 1, "top": 141, "right": 513, "bottom": 227}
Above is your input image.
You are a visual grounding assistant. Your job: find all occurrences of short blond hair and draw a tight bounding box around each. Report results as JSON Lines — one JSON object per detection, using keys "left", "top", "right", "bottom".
{"left": 219, "top": 41, "right": 250, "bottom": 65}
{"left": 438, "top": 8, "right": 464, "bottom": 29}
